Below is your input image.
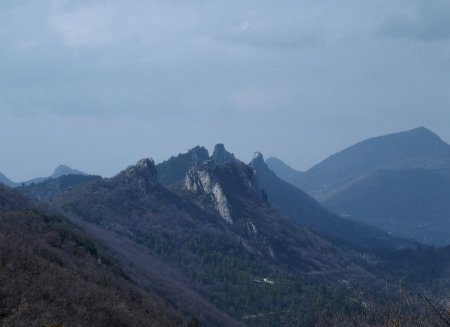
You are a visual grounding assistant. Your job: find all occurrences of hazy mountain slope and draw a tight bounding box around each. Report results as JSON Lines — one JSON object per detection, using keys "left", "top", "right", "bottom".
{"left": 250, "top": 153, "right": 413, "bottom": 249}
{"left": 296, "top": 127, "right": 450, "bottom": 199}
{"left": 18, "top": 174, "right": 101, "bottom": 201}
{"left": 51, "top": 165, "right": 88, "bottom": 178}
{"left": 324, "top": 168, "right": 450, "bottom": 245}
{"left": 23, "top": 165, "right": 90, "bottom": 186}
{"left": 54, "top": 158, "right": 380, "bottom": 326}
{"left": 0, "top": 173, "right": 17, "bottom": 187}
{"left": 267, "top": 127, "right": 450, "bottom": 245}
{"left": 0, "top": 185, "right": 182, "bottom": 327}
{"left": 265, "top": 157, "right": 304, "bottom": 184}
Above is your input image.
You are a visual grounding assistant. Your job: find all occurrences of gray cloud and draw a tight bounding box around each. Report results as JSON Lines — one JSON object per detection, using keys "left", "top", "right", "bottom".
{"left": 0, "top": 0, "right": 450, "bottom": 180}
{"left": 380, "top": 0, "right": 450, "bottom": 42}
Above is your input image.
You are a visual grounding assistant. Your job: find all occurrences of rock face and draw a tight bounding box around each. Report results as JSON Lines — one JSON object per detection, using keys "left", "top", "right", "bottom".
{"left": 211, "top": 144, "right": 236, "bottom": 165}
{"left": 185, "top": 161, "right": 233, "bottom": 223}
{"left": 118, "top": 158, "right": 158, "bottom": 193}
{"left": 185, "top": 159, "right": 265, "bottom": 225}
{"left": 157, "top": 146, "right": 210, "bottom": 186}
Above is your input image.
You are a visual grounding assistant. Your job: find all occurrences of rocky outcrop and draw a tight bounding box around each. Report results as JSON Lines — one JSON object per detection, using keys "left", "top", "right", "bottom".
{"left": 185, "top": 157, "right": 266, "bottom": 224}
{"left": 118, "top": 158, "right": 158, "bottom": 193}
{"left": 156, "top": 146, "right": 210, "bottom": 186}
{"left": 185, "top": 162, "right": 233, "bottom": 223}
{"left": 211, "top": 144, "right": 236, "bottom": 165}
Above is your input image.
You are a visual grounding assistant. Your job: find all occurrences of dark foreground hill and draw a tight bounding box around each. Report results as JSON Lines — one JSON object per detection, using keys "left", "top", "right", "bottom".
{"left": 267, "top": 127, "right": 450, "bottom": 245}
{"left": 0, "top": 185, "right": 182, "bottom": 327}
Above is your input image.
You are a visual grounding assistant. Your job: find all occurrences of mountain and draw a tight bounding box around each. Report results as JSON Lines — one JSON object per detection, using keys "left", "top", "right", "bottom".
{"left": 23, "top": 165, "right": 90, "bottom": 186}
{"left": 271, "top": 127, "right": 450, "bottom": 199}
{"left": 0, "top": 172, "right": 17, "bottom": 187}
{"left": 159, "top": 145, "right": 413, "bottom": 249}
{"left": 265, "top": 157, "right": 304, "bottom": 183}
{"left": 267, "top": 127, "right": 450, "bottom": 245}
{"left": 156, "top": 144, "right": 236, "bottom": 187}
{"left": 18, "top": 174, "right": 101, "bottom": 201}
{"left": 157, "top": 146, "right": 210, "bottom": 186}
{"left": 5, "top": 146, "right": 450, "bottom": 325}
{"left": 210, "top": 143, "right": 237, "bottom": 165}
{"left": 0, "top": 185, "right": 182, "bottom": 326}
{"left": 250, "top": 153, "right": 414, "bottom": 249}
{"left": 51, "top": 164, "right": 88, "bottom": 178}
{"left": 54, "top": 157, "right": 381, "bottom": 326}
{"left": 324, "top": 168, "right": 450, "bottom": 245}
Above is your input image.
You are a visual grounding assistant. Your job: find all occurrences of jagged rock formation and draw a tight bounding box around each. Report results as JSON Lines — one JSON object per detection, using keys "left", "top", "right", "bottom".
{"left": 157, "top": 144, "right": 238, "bottom": 187}
{"left": 211, "top": 144, "right": 236, "bottom": 165}
{"left": 185, "top": 161, "right": 233, "bottom": 223}
{"left": 157, "top": 146, "right": 210, "bottom": 186}
{"left": 119, "top": 158, "right": 158, "bottom": 188}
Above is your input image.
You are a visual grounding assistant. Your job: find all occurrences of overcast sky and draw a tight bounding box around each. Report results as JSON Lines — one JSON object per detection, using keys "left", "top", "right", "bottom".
{"left": 1, "top": 0, "right": 450, "bottom": 181}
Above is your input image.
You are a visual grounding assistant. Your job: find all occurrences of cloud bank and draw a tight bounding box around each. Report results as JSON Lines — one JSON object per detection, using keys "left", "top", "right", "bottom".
{"left": 1, "top": 0, "right": 450, "bottom": 179}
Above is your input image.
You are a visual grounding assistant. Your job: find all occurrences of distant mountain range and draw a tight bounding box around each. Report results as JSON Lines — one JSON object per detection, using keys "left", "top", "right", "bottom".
{"left": 156, "top": 144, "right": 406, "bottom": 249}
{"left": 267, "top": 127, "right": 450, "bottom": 245}
{"left": 23, "top": 165, "right": 89, "bottom": 186}
{"left": 19, "top": 174, "right": 101, "bottom": 201}
{"left": 0, "top": 164, "right": 89, "bottom": 187}
{"left": 4, "top": 139, "right": 450, "bottom": 325}
{"left": 250, "top": 153, "right": 413, "bottom": 249}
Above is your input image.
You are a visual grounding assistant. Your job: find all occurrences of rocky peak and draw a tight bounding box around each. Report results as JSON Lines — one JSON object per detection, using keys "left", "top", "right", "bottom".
{"left": 189, "top": 146, "right": 210, "bottom": 165}
{"left": 251, "top": 152, "right": 265, "bottom": 165}
{"left": 185, "top": 159, "right": 266, "bottom": 223}
{"left": 211, "top": 144, "right": 236, "bottom": 165}
{"left": 249, "top": 152, "right": 268, "bottom": 172}
{"left": 120, "top": 158, "right": 158, "bottom": 189}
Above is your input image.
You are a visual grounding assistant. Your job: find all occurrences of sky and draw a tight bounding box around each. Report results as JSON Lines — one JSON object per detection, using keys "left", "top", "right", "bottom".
{"left": 1, "top": 0, "right": 450, "bottom": 181}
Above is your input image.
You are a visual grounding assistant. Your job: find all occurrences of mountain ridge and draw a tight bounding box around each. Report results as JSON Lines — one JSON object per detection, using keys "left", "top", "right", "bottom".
{"left": 266, "top": 127, "right": 450, "bottom": 245}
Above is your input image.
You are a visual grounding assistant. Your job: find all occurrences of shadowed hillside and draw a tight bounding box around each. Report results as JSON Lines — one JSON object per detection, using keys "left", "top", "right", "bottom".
{"left": 0, "top": 185, "right": 182, "bottom": 326}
